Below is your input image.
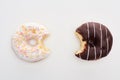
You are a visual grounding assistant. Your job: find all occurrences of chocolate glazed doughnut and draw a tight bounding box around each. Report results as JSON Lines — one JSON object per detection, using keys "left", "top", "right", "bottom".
{"left": 75, "top": 22, "right": 113, "bottom": 60}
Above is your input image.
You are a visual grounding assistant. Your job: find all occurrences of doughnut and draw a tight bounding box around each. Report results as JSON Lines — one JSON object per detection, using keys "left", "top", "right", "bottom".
{"left": 75, "top": 22, "right": 113, "bottom": 60}
{"left": 11, "top": 23, "right": 49, "bottom": 62}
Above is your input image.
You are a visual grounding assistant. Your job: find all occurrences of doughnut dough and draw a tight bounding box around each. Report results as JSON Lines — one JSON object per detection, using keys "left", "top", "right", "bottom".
{"left": 75, "top": 22, "right": 113, "bottom": 60}
{"left": 12, "top": 23, "right": 50, "bottom": 62}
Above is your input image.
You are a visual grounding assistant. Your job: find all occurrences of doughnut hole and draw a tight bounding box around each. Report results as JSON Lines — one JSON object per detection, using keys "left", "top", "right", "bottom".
{"left": 88, "top": 36, "right": 100, "bottom": 48}
{"left": 26, "top": 36, "right": 49, "bottom": 52}
{"left": 88, "top": 39, "right": 94, "bottom": 47}
{"left": 28, "top": 38, "right": 38, "bottom": 46}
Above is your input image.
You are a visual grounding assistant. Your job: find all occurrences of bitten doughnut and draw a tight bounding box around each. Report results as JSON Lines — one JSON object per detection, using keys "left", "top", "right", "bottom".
{"left": 75, "top": 22, "right": 113, "bottom": 60}
{"left": 12, "top": 23, "right": 49, "bottom": 62}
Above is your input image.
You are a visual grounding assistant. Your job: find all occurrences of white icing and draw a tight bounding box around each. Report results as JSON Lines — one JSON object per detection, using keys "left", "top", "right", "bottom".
{"left": 87, "top": 23, "right": 90, "bottom": 60}
{"left": 94, "top": 46, "right": 97, "bottom": 60}
{"left": 106, "top": 28, "right": 109, "bottom": 53}
{"left": 99, "top": 24, "right": 103, "bottom": 58}
{"left": 107, "top": 39, "right": 109, "bottom": 53}
{"left": 93, "top": 22, "right": 97, "bottom": 60}
{"left": 93, "top": 23, "right": 96, "bottom": 38}
{"left": 12, "top": 23, "right": 49, "bottom": 62}
{"left": 87, "top": 46, "right": 90, "bottom": 60}
{"left": 87, "top": 23, "right": 90, "bottom": 38}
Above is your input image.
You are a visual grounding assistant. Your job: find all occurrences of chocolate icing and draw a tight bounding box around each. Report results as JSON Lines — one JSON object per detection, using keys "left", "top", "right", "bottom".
{"left": 75, "top": 22, "right": 113, "bottom": 60}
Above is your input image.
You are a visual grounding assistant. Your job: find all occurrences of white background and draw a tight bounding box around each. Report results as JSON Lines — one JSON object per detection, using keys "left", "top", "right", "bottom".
{"left": 0, "top": 0, "right": 120, "bottom": 80}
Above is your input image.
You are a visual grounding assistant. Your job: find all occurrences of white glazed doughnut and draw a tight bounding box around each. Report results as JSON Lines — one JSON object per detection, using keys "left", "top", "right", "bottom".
{"left": 11, "top": 23, "right": 49, "bottom": 62}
